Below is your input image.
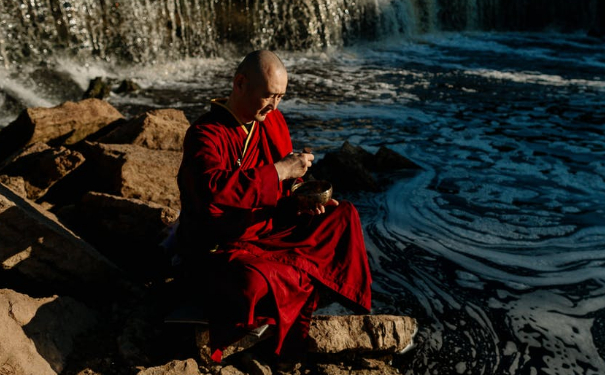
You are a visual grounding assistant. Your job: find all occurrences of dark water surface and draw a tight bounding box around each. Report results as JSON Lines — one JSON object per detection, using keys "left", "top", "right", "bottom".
{"left": 2, "top": 30, "right": 605, "bottom": 374}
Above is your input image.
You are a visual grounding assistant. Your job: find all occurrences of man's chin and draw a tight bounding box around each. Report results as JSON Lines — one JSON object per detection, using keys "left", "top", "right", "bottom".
{"left": 255, "top": 113, "right": 270, "bottom": 122}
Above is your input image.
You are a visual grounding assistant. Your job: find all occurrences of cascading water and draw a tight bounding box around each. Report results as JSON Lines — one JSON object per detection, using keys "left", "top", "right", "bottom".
{"left": 0, "top": 0, "right": 420, "bottom": 67}
{"left": 1, "top": 0, "right": 602, "bottom": 68}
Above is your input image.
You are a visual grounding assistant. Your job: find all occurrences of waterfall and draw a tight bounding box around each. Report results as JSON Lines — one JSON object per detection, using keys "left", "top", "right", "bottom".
{"left": 0, "top": 0, "right": 602, "bottom": 67}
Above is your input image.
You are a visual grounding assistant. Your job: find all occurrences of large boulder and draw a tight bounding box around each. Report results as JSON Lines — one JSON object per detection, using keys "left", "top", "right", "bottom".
{"left": 0, "top": 289, "right": 97, "bottom": 375}
{"left": 57, "top": 192, "right": 178, "bottom": 277}
{"left": 81, "top": 142, "right": 182, "bottom": 210}
{"left": 0, "top": 183, "right": 134, "bottom": 300}
{"left": 0, "top": 99, "right": 124, "bottom": 162}
{"left": 98, "top": 109, "right": 189, "bottom": 151}
{"left": 0, "top": 142, "right": 85, "bottom": 200}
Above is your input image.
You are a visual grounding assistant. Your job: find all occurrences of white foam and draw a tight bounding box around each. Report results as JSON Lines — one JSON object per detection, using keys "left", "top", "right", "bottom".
{"left": 0, "top": 72, "right": 54, "bottom": 108}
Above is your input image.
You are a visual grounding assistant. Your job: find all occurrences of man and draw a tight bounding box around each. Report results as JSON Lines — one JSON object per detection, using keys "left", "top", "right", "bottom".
{"left": 176, "top": 50, "right": 372, "bottom": 362}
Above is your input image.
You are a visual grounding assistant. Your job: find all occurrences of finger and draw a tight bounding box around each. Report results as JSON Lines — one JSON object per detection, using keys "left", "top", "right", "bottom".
{"left": 325, "top": 199, "right": 339, "bottom": 206}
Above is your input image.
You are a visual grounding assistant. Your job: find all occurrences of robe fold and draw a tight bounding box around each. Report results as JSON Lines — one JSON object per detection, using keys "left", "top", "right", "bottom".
{"left": 177, "top": 99, "right": 372, "bottom": 360}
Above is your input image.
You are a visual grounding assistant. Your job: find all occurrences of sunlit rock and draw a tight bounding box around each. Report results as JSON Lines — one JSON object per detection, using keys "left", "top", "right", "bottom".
{"left": 98, "top": 109, "right": 189, "bottom": 151}
{"left": 81, "top": 142, "right": 181, "bottom": 210}
{"left": 0, "top": 99, "right": 124, "bottom": 162}
{"left": 0, "top": 289, "right": 97, "bottom": 375}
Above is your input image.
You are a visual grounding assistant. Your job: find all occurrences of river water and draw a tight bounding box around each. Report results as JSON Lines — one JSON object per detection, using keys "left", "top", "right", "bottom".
{"left": 1, "top": 3, "right": 605, "bottom": 374}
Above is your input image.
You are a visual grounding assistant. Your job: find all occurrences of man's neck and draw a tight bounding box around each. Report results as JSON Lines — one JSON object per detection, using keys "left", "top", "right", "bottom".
{"left": 224, "top": 97, "right": 251, "bottom": 125}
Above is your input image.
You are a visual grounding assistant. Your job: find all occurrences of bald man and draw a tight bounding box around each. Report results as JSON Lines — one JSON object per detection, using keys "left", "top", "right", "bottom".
{"left": 176, "top": 50, "right": 372, "bottom": 363}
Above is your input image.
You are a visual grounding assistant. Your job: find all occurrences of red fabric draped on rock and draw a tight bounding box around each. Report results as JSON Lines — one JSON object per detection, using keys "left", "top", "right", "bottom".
{"left": 177, "top": 99, "right": 372, "bottom": 361}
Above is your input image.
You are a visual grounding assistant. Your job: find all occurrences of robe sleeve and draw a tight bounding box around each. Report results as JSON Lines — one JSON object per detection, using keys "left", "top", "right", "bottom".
{"left": 189, "top": 125, "right": 279, "bottom": 211}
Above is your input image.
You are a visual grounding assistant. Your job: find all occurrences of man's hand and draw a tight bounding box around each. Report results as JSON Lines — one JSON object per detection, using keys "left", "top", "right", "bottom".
{"left": 298, "top": 198, "right": 339, "bottom": 216}
{"left": 275, "top": 152, "right": 314, "bottom": 181}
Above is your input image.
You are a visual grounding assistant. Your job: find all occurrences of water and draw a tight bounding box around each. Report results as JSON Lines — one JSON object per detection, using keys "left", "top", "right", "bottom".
{"left": 1, "top": 1, "right": 605, "bottom": 374}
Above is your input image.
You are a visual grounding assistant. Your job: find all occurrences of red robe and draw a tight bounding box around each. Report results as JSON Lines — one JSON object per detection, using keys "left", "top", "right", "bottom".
{"left": 177, "top": 99, "right": 372, "bottom": 360}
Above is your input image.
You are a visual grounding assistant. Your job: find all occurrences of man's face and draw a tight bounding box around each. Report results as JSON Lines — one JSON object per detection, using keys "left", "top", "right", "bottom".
{"left": 241, "top": 68, "right": 288, "bottom": 123}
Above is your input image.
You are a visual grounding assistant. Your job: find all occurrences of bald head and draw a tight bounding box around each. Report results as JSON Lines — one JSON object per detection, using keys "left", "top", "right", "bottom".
{"left": 235, "top": 50, "right": 287, "bottom": 85}
{"left": 227, "top": 50, "right": 288, "bottom": 123}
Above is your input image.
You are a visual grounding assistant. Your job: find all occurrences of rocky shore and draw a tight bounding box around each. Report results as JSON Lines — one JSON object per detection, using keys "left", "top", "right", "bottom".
{"left": 0, "top": 98, "right": 419, "bottom": 375}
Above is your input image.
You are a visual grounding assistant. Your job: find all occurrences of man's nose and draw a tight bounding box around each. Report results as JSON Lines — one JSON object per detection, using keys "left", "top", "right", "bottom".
{"left": 270, "top": 96, "right": 280, "bottom": 108}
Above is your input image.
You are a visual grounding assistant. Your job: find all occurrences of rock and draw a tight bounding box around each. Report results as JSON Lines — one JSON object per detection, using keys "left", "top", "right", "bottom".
{"left": 0, "top": 142, "right": 85, "bottom": 200}
{"left": 313, "top": 142, "right": 379, "bottom": 192}
{"left": 0, "top": 183, "right": 134, "bottom": 300}
{"left": 0, "top": 175, "right": 27, "bottom": 198}
{"left": 115, "top": 79, "right": 141, "bottom": 94}
{"left": 315, "top": 361, "right": 400, "bottom": 375}
{"left": 313, "top": 141, "right": 422, "bottom": 192}
{"left": 0, "top": 289, "right": 97, "bottom": 375}
{"left": 0, "top": 99, "right": 124, "bottom": 162}
{"left": 242, "top": 355, "right": 272, "bottom": 375}
{"left": 194, "top": 315, "right": 416, "bottom": 373}
{"left": 219, "top": 366, "right": 246, "bottom": 375}
{"left": 136, "top": 359, "right": 202, "bottom": 375}
{"left": 374, "top": 146, "right": 421, "bottom": 171}
{"left": 98, "top": 109, "right": 189, "bottom": 151}
{"left": 308, "top": 315, "right": 416, "bottom": 354}
{"left": 81, "top": 142, "right": 181, "bottom": 210}
{"left": 83, "top": 77, "right": 112, "bottom": 99}
{"left": 56, "top": 192, "right": 178, "bottom": 277}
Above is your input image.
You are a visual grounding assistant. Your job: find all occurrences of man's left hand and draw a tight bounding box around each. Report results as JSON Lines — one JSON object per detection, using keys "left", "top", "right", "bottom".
{"left": 297, "top": 198, "right": 339, "bottom": 216}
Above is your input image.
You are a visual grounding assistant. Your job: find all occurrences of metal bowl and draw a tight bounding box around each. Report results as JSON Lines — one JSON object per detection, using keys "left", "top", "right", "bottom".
{"left": 291, "top": 180, "right": 333, "bottom": 209}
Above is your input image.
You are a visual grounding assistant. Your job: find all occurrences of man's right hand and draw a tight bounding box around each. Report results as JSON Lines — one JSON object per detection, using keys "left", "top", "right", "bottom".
{"left": 274, "top": 152, "right": 314, "bottom": 181}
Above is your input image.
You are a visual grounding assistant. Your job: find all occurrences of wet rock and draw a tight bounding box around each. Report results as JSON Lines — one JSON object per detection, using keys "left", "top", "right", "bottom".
{"left": 0, "top": 183, "right": 134, "bottom": 300}
{"left": 83, "top": 77, "right": 112, "bottom": 99}
{"left": 308, "top": 315, "right": 416, "bottom": 354}
{"left": 0, "top": 99, "right": 124, "bottom": 162}
{"left": 98, "top": 109, "right": 189, "bottom": 151}
{"left": 0, "top": 289, "right": 97, "bottom": 375}
{"left": 374, "top": 146, "right": 421, "bottom": 171}
{"left": 136, "top": 359, "right": 202, "bottom": 375}
{"left": 115, "top": 79, "right": 141, "bottom": 94}
{"left": 0, "top": 142, "right": 85, "bottom": 200}
{"left": 313, "top": 141, "right": 421, "bottom": 192}
{"left": 81, "top": 142, "right": 181, "bottom": 210}
{"left": 313, "top": 142, "right": 379, "bottom": 192}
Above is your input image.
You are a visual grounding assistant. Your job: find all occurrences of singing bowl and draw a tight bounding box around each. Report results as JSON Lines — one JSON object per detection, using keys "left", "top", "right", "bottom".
{"left": 291, "top": 180, "right": 333, "bottom": 209}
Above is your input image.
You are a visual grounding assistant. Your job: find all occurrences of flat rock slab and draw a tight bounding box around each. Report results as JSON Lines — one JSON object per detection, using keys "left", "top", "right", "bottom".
{"left": 0, "top": 289, "right": 97, "bottom": 375}
{"left": 308, "top": 314, "right": 417, "bottom": 354}
{"left": 99, "top": 108, "right": 189, "bottom": 151}
{"left": 0, "top": 99, "right": 123, "bottom": 161}
{"left": 83, "top": 142, "right": 181, "bottom": 210}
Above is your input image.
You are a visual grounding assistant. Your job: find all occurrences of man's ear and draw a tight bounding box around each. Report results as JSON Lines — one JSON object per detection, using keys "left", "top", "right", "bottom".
{"left": 233, "top": 74, "right": 248, "bottom": 93}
